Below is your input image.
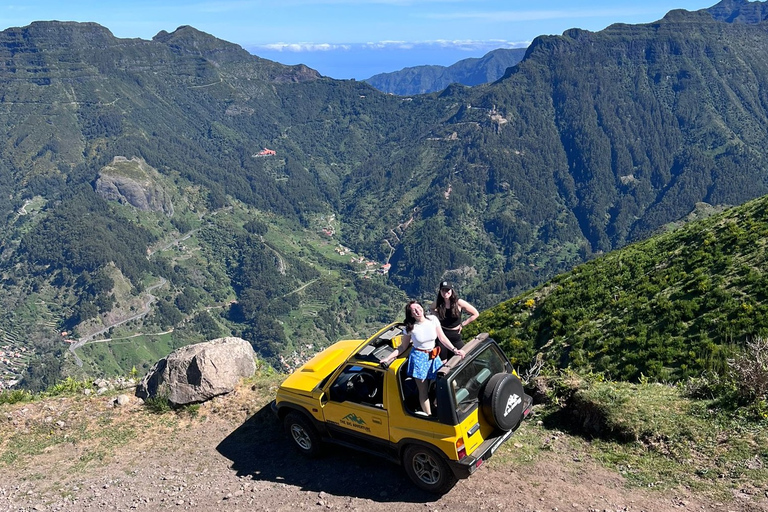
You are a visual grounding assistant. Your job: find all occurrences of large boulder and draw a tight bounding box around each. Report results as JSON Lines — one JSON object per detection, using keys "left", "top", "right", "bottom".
{"left": 94, "top": 156, "right": 174, "bottom": 216}
{"left": 136, "top": 337, "right": 256, "bottom": 406}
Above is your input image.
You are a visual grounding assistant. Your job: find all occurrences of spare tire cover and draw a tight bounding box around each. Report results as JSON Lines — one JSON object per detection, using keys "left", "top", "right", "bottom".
{"left": 480, "top": 373, "right": 525, "bottom": 431}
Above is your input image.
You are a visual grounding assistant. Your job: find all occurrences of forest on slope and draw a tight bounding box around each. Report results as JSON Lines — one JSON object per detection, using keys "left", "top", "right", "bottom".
{"left": 3, "top": 1, "right": 768, "bottom": 387}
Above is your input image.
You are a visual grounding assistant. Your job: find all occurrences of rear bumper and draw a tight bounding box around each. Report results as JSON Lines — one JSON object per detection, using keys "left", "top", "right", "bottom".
{"left": 449, "top": 393, "right": 533, "bottom": 478}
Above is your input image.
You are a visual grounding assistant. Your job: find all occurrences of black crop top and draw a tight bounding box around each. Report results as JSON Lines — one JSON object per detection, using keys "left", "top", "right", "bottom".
{"left": 438, "top": 306, "right": 461, "bottom": 329}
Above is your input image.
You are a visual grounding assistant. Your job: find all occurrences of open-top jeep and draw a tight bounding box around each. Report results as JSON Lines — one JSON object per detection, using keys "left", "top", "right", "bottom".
{"left": 271, "top": 322, "right": 532, "bottom": 494}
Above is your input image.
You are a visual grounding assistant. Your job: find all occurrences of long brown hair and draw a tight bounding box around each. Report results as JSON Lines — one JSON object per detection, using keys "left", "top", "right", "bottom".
{"left": 404, "top": 300, "right": 420, "bottom": 332}
{"left": 434, "top": 285, "right": 460, "bottom": 321}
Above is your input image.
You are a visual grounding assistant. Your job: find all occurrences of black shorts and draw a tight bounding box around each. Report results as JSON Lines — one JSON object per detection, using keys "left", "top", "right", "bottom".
{"left": 438, "top": 328, "right": 464, "bottom": 361}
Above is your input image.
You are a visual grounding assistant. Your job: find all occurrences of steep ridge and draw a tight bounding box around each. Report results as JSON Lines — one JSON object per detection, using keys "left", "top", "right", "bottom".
{"left": 350, "top": 4, "right": 768, "bottom": 303}
{"left": 469, "top": 193, "right": 768, "bottom": 382}
{"left": 707, "top": 0, "right": 768, "bottom": 22}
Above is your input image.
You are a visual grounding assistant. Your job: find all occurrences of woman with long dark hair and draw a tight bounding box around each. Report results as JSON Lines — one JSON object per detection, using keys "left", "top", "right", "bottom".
{"left": 431, "top": 281, "right": 479, "bottom": 361}
{"left": 380, "top": 300, "right": 465, "bottom": 415}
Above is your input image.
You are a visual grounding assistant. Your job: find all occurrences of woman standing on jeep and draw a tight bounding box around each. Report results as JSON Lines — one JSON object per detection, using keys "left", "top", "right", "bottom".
{"left": 431, "top": 281, "right": 479, "bottom": 361}
{"left": 380, "top": 300, "right": 465, "bottom": 416}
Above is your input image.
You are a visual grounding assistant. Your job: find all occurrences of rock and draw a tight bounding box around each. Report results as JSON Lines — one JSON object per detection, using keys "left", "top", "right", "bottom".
{"left": 94, "top": 378, "right": 112, "bottom": 390}
{"left": 114, "top": 394, "right": 131, "bottom": 406}
{"left": 94, "top": 157, "right": 174, "bottom": 216}
{"left": 113, "top": 377, "right": 137, "bottom": 390}
{"left": 135, "top": 337, "right": 256, "bottom": 406}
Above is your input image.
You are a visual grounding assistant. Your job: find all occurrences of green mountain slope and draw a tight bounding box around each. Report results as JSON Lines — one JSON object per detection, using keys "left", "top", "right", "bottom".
{"left": 346, "top": 3, "right": 768, "bottom": 306}
{"left": 6, "top": 3, "right": 768, "bottom": 387}
{"left": 468, "top": 194, "right": 768, "bottom": 382}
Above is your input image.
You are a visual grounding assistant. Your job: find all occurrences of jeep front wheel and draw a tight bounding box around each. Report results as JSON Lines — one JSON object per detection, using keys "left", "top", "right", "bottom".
{"left": 284, "top": 411, "right": 322, "bottom": 457}
{"left": 402, "top": 445, "right": 457, "bottom": 494}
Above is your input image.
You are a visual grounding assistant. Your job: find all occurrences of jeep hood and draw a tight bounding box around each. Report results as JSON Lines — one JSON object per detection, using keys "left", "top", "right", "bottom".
{"left": 278, "top": 338, "right": 364, "bottom": 394}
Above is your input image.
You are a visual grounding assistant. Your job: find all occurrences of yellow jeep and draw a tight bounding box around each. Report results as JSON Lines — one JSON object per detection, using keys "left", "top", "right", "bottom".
{"left": 271, "top": 322, "right": 532, "bottom": 494}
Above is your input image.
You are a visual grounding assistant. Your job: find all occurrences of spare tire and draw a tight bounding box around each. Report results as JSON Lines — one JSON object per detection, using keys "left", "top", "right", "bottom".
{"left": 480, "top": 373, "right": 525, "bottom": 431}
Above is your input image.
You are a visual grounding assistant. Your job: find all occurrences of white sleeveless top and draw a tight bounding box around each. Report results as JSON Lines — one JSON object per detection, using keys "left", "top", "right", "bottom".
{"left": 407, "top": 316, "right": 439, "bottom": 350}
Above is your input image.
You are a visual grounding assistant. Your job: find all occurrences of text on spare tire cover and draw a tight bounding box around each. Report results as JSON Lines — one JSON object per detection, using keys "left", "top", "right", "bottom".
{"left": 505, "top": 394, "right": 521, "bottom": 417}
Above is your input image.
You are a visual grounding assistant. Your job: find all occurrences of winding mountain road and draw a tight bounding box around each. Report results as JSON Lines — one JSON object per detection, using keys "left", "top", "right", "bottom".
{"left": 68, "top": 277, "right": 167, "bottom": 367}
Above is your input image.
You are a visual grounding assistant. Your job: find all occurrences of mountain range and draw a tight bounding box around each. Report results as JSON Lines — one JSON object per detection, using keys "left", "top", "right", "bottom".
{"left": 2, "top": 0, "right": 768, "bottom": 388}
{"left": 364, "top": 48, "right": 527, "bottom": 95}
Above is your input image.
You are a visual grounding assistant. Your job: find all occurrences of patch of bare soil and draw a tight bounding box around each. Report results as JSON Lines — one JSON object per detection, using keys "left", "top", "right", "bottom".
{"left": 1, "top": 383, "right": 766, "bottom": 512}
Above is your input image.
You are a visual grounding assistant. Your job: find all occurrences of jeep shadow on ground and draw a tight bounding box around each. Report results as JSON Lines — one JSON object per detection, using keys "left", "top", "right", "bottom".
{"left": 216, "top": 404, "right": 451, "bottom": 503}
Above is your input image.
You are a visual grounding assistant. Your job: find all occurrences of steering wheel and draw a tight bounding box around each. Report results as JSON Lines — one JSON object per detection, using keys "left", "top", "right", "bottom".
{"left": 349, "top": 372, "right": 378, "bottom": 400}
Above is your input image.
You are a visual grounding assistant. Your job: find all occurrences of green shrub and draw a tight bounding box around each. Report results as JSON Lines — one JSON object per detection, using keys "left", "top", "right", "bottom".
{"left": 0, "top": 388, "right": 33, "bottom": 405}
{"left": 44, "top": 376, "right": 93, "bottom": 397}
{"left": 143, "top": 393, "right": 172, "bottom": 414}
{"left": 680, "top": 370, "right": 737, "bottom": 401}
{"left": 181, "top": 403, "right": 201, "bottom": 417}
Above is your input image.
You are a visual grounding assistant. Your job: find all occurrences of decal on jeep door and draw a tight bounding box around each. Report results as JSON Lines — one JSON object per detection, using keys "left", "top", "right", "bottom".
{"left": 341, "top": 413, "right": 371, "bottom": 432}
{"left": 504, "top": 394, "right": 521, "bottom": 417}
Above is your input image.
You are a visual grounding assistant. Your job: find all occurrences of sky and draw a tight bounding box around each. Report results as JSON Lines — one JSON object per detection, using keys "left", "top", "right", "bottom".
{"left": 1, "top": 1, "right": 721, "bottom": 80}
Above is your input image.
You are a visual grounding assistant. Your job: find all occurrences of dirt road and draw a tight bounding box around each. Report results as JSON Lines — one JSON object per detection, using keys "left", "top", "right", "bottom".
{"left": 1, "top": 383, "right": 765, "bottom": 512}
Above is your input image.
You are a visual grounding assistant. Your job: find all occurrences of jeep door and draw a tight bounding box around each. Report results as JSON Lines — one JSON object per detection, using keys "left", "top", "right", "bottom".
{"left": 448, "top": 344, "right": 510, "bottom": 454}
{"left": 321, "top": 364, "right": 390, "bottom": 448}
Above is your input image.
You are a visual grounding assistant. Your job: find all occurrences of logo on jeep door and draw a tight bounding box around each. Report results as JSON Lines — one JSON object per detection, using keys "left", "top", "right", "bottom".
{"left": 504, "top": 394, "right": 522, "bottom": 417}
{"left": 341, "top": 413, "right": 371, "bottom": 432}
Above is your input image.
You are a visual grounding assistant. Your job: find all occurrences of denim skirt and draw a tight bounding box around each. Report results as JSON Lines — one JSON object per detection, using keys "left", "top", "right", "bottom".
{"left": 406, "top": 349, "right": 443, "bottom": 380}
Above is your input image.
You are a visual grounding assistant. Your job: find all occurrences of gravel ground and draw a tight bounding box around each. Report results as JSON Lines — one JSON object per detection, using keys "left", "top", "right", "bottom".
{"left": 1, "top": 384, "right": 766, "bottom": 512}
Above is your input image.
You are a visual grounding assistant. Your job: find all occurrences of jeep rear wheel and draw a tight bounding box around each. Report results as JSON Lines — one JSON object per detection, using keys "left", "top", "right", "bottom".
{"left": 402, "top": 445, "right": 457, "bottom": 494}
{"left": 284, "top": 411, "right": 322, "bottom": 457}
{"left": 481, "top": 373, "right": 525, "bottom": 431}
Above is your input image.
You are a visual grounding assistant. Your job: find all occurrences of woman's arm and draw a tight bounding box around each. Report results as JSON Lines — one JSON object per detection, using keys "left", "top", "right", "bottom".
{"left": 435, "top": 322, "right": 465, "bottom": 359}
{"left": 381, "top": 334, "right": 411, "bottom": 365}
{"left": 457, "top": 299, "right": 479, "bottom": 330}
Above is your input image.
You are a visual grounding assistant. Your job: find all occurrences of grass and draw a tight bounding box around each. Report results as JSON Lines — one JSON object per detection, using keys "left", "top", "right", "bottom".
{"left": 0, "top": 415, "right": 89, "bottom": 466}
{"left": 4, "top": 361, "right": 768, "bottom": 506}
{"left": 531, "top": 372, "right": 768, "bottom": 501}
{"left": 78, "top": 332, "right": 179, "bottom": 377}
{"left": 0, "top": 378, "right": 195, "bottom": 475}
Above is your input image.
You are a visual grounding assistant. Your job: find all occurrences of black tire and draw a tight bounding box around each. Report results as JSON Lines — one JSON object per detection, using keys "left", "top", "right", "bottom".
{"left": 480, "top": 373, "right": 525, "bottom": 431}
{"left": 284, "top": 411, "right": 322, "bottom": 457}
{"left": 402, "top": 445, "right": 457, "bottom": 494}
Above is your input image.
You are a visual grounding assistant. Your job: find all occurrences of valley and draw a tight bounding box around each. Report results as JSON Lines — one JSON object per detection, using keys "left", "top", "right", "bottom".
{"left": 1, "top": 2, "right": 768, "bottom": 388}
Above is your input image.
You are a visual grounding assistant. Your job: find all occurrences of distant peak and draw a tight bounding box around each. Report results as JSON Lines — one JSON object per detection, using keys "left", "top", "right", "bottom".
{"left": 153, "top": 25, "right": 226, "bottom": 44}
{"left": 151, "top": 25, "right": 246, "bottom": 57}
{"left": 707, "top": 0, "right": 768, "bottom": 23}
{"left": 0, "top": 21, "right": 118, "bottom": 47}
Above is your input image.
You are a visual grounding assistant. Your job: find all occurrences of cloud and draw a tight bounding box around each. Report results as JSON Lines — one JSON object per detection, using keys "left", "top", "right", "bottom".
{"left": 425, "top": 8, "right": 660, "bottom": 22}
{"left": 250, "top": 39, "right": 528, "bottom": 53}
{"left": 256, "top": 42, "right": 352, "bottom": 52}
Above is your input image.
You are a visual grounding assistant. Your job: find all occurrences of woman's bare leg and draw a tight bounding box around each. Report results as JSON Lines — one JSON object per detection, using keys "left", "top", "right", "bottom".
{"left": 416, "top": 378, "right": 431, "bottom": 415}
